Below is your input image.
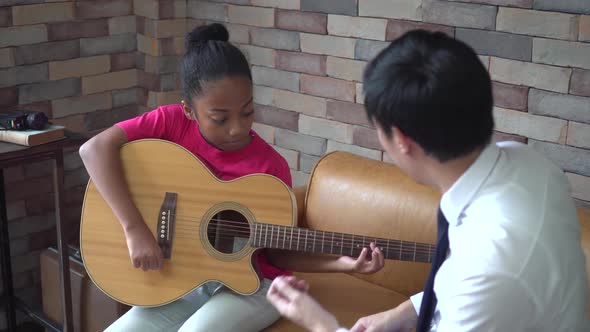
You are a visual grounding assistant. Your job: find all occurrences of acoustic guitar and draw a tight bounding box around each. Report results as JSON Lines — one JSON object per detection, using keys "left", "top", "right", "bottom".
{"left": 80, "top": 139, "right": 435, "bottom": 307}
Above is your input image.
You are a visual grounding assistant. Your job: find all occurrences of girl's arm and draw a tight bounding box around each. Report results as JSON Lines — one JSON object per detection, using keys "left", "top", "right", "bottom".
{"left": 266, "top": 244, "right": 384, "bottom": 274}
{"left": 79, "top": 125, "right": 163, "bottom": 271}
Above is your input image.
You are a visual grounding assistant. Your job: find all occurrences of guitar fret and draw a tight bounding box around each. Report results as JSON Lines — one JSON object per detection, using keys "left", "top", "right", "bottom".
{"left": 312, "top": 230, "right": 316, "bottom": 252}
{"left": 385, "top": 240, "right": 390, "bottom": 260}
{"left": 290, "top": 228, "right": 293, "bottom": 250}
{"left": 331, "top": 232, "right": 334, "bottom": 254}
{"left": 264, "top": 224, "right": 268, "bottom": 248}
{"left": 413, "top": 242, "right": 416, "bottom": 262}
{"left": 304, "top": 229, "right": 308, "bottom": 252}
{"left": 350, "top": 234, "right": 354, "bottom": 256}
{"left": 321, "top": 232, "right": 325, "bottom": 254}
{"left": 340, "top": 233, "right": 343, "bottom": 255}
{"left": 282, "top": 226, "right": 286, "bottom": 249}
{"left": 270, "top": 225, "right": 274, "bottom": 248}
{"left": 399, "top": 240, "right": 403, "bottom": 260}
{"left": 297, "top": 229, "right": 300, "bottom": 251}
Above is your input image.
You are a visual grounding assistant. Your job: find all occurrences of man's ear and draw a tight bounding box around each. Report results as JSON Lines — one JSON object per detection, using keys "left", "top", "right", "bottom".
{"left": 392, "top": 127, "right": 411, "bottom": 155}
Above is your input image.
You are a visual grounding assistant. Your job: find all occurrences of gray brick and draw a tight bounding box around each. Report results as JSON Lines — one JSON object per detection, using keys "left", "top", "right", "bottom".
{"left": 448, "top": 0, "right": 533, "bottom": 8}
{"left": 80, "top": 33, "right": 137, "bottom": 57}
{"left": 0, "top": 63, "right": 47, "bottom": 88}
{"left": 301, "top": 0, "right": 357, "bottom": 16}
{"left": 497, "top": 8, "right": 578, "bottom": 40}
{"left": 160, "top": 73, "right": 178, "bottom": 91}
{"left": 456, "top": 28, "right": 532, "bottom": 61}
{"left": 423, "top": 0, "right": 497, "bottom": 30}
{"left": 15, "top": 40, "right": 79, "bottom": 66}
{"left": 207, "top": 0, "right": 249, "bottom": 4}
{"left": 145, "top": 55, "right": 181, "bottom": 74}
{"left": 529, "top": 140, "right": 590, "bottom": 177}
{"left": 533, "top": 0, "right": 590, "bottom": 15}
{"left": 113, "top": 87, "right": 140, "bottom": 107}
{"left": 188, "top": 1, "right": 227, "bottom": 21}
{"left": 533, "top": 38, "right": 590, "bottom": 71}
{"left": 52, "top": 93, "right": 112, "bottom": 118}
{"left": 355, "top": 39, "right": 389, "bottom": 61}
{"left": 252, "top": 67, "right": 300, "bottom": 92}
{"left": 250, "top": 28, "right": 300, "bottom": 51}
{"left": 275, "top": 128, "right": 327, "bottom": 156}
{"left": 359, "top": 0, "right": 422, "bottom": 21}
{"left": 529, "top": 89, "right": 590, "bottom": 124}
{"left": 300, "top": 153, "right": 321, "bottom": 173}
{"left": 0, "top": 24, "right": 47, "bottom": 48}
{"left": 19, "top": 78, "right": 80, "bottom": 104}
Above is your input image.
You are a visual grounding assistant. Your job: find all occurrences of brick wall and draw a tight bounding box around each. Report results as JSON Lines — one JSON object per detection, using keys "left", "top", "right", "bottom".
{"left": 189, "top": 0, "right": 590, "bottom": 206}
{"left": 0, "top": 0, "right": 142, "bottom": 329}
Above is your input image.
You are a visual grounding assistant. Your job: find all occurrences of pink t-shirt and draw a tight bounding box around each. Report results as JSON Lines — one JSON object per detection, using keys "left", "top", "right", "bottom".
{"left": 117, "top": 104, "right": 292, "bottom": 280}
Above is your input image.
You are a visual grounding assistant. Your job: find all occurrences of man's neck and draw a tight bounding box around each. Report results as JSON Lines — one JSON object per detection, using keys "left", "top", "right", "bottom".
{"left": 427, "top": 147, "right": 485, "bottom": 194}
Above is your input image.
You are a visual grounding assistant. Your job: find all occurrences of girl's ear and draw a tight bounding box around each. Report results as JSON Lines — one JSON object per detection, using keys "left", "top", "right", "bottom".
{"left": 181, "top": 100, "right": 196, "bottom": 120}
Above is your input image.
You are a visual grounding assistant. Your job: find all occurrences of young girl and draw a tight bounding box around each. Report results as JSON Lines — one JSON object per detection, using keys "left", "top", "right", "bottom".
{"left": 79, "top": 23, "right": 384, "bottom": 332}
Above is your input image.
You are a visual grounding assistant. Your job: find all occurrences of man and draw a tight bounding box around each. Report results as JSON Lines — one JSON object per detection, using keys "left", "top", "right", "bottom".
{"left": 266, "top": 30, "right": 589, "bottom": 332}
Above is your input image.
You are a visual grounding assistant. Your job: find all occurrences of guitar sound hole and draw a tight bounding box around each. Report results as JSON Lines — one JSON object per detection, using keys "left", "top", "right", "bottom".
{"left": 207, "top": 210, "right": 250, "bottom": 254}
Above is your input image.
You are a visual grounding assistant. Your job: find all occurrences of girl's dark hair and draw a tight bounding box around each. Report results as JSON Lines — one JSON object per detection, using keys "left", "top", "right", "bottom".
{"left": 181, "top": 23, "right": 251, "bottom": 101}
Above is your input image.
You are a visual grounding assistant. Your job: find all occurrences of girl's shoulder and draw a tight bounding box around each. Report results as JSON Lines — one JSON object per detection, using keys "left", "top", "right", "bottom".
{"left": 154, "top": 103, "right": 185, "bottom": 118}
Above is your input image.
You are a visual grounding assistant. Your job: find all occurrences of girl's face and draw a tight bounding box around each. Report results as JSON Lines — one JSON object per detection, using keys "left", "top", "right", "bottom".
{"left": 183, "top": 76, "right": 254, "bottom": 151}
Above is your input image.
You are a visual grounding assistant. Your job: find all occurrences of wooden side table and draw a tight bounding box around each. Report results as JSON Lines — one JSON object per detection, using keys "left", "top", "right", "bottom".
{"left": 0, "top": 136, "right": 86, "bottom": 332}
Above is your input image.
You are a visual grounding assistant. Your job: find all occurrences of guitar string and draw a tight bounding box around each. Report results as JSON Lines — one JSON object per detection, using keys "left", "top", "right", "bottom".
{"left": 166, "top": 219, "right": 435, "bottom": 256}
{"left": 181, "top": 221, "right": 435, "bottom": 255}
{"left": 171, "top": 216, "right": 435, "bottom": 252}
{"left": 183, "top": 220, "right": 435, "bottom": 254}
{"left": 204, "top": 230, "right": 435, "bottom": 258}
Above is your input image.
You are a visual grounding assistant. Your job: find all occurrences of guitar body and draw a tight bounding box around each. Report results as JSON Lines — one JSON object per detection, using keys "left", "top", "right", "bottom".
{"left": 80, "top": 139, "right": 296, "bottom": 307}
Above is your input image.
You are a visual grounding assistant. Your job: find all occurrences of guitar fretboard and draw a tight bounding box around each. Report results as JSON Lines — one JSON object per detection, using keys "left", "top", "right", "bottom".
{"left": 252, "top": 223, "right": 435, "bottom": 263}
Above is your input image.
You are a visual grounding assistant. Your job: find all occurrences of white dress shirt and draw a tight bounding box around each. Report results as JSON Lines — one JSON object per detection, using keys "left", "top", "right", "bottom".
{"left": 410, "top": 141, "right": 589, "bottom": 331}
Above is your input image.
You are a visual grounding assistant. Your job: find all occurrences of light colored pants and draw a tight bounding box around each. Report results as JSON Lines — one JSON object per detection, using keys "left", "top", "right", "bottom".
{"left": 104, "top": 279, "right": 280, "bottom": 332}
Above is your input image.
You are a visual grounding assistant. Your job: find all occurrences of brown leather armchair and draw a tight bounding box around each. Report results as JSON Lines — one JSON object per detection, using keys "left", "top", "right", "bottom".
{"left": 267, "top": 151, "right": 590, "bottom": 331}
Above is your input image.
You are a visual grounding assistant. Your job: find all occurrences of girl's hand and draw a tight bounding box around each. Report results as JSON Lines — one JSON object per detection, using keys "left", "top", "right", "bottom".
{"left": 267, "top": 276, "right": 340, "bottom": 332}
{"left": 124, "top": 222, "right": 164, "bottom": 271}
{"left": 339, "top": 242, "right": 385, "bottom": 274}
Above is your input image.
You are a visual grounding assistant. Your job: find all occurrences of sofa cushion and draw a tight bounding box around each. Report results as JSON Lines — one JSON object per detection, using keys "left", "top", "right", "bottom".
{"left": 265, "top": 272, "right": 409, "bottom": 331}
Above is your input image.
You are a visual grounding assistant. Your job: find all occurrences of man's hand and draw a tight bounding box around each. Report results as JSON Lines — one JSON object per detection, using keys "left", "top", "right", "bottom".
{"left": 267, "top": 276, "right": 340, "bottom": 332}
{"left": 124, "top": 222, "right": 164, "bottom": 271}
{"left": 339, "top": 242, "right": 385, "bottom": 274}
{"left": 351, "top": 300, "right": 417, "bottom": 332}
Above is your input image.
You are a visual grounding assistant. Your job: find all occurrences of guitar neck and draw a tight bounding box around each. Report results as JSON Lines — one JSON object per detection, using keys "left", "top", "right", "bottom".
{"left": 252, "top": 223, "right": 435, "bottom": 263}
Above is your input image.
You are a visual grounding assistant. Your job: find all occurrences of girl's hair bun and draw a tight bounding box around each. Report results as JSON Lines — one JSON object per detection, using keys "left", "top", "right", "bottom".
{"left": 185, "top": 23, "right": 229, "bottom": 51}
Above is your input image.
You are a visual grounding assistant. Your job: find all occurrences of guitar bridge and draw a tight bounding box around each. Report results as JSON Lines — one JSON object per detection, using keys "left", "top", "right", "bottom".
{"left": 157, "top": 192, "right": 177, "bottom": 259}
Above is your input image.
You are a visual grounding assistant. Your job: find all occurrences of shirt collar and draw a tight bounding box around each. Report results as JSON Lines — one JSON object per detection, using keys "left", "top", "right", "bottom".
{"left": 440, "top": 143, "right": 501, "bottom": 226}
